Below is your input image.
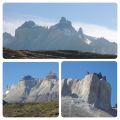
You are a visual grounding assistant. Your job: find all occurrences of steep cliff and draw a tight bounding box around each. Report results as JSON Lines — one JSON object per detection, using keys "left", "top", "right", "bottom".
{"left": 4, "top": 73, "right": 59, "bottom": 103}
{"left": 61, "top": 73, "right": 115, "bottom": 117}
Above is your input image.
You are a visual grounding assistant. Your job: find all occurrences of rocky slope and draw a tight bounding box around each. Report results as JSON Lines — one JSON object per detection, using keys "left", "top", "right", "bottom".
{"left": 61, "top": 73, "right": 116, "bottom": 117}
{"left": 4, "top": 73, "right": 59, "bottom": 103}
{"left": 3, "top": 17, "right": 117, "bottom": 55}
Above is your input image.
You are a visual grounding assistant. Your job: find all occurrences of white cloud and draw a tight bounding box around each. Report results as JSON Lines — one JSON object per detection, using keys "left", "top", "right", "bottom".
{"left": 73, "top": 22, "right": 117, "bottom": 43}
{"left": 3, "top": 16, "right": 56, "bottom": 36}
{"left": 3, "top": 17, "right": 117, "bottom": 43}
{"left": 3, "top": 20, "right": 23, "bottom": 36}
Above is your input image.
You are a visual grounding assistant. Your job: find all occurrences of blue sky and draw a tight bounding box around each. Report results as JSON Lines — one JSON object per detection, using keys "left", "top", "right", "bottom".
{"left": 62, "top": 61, "right": 117, "bottom": 106}
{"left": 3, "top": 3, "right": 117, "bottom": 42}
{"left": 3, "top": 3, "right": 117, "bottom": 30}
{"left": 3, "top": 62, "right": 58, "bottom": 89}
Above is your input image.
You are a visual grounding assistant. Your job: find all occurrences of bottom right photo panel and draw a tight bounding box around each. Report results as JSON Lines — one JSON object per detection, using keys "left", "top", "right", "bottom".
{"left": 61, "top": 61, "right": 117, "bottom": 117}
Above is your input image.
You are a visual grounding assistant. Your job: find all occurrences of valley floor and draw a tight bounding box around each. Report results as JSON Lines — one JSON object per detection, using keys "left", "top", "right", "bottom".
{"left": 3, "top": 101, "right": 58, "bottom": 117}
{"left": 3, "top": 48, "right": 117, "bottom": 59}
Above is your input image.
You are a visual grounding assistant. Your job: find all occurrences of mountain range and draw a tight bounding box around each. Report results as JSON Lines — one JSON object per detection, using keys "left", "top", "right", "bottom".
{"left": 3, "top": 17, "right": 117, "bottom": 55}
{"left": 4, "top": 72, "right": 59, "bottom": 103}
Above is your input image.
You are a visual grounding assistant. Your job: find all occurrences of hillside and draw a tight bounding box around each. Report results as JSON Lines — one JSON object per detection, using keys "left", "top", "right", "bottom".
{"left": 3, "top": 48, "right": 117, "bottom": 59}
{"left": 3, "top": 101, "right": 58, "bottom": 117}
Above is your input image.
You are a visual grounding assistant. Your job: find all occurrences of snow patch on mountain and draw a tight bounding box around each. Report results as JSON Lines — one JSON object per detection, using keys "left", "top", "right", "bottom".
{"left": 85, "top": 39, "right": 92, "bottom": 45}
{"left": 5, "top": 90, "right": 9, "bottom": 95}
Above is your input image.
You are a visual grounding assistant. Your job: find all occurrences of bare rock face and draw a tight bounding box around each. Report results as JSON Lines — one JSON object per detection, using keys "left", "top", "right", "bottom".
{"left": 62, "top": 73, "right": 112, "bottom": 115}
{"left": 83, "top": 74, "right": 111, "bottom": 112}
{"left": 4, "top": 73, "right": 59, "bottom": 103}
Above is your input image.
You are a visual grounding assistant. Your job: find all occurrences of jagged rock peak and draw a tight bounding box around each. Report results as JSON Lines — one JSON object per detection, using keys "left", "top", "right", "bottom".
{"left": 22, "top": 75, "right": 34, "bottom": 81}
{"left": 78, "top": 27, "right": 83, "bottom": 34}
{"left": 3, "top": 32, "right": 13, "bottom": 37}
{"left": 78, "top": 27, "right": 84, "bottom": 39}
{"left": 58, "top": 17, "right": 72, "bottom": 28}
{"left": 20, "top": 21, "right": 36, "bottom": 28}
{"left": 45, "top": 72, "right": 57, "bottom": 80}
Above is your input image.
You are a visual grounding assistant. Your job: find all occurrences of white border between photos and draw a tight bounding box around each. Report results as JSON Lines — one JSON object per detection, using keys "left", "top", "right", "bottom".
{"left": 0, "top": 0, "right": 120, "bottom": 120}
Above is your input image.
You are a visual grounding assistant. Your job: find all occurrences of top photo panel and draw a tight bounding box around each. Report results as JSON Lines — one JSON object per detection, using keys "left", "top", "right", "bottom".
{"left": 3, "top": 3, "right": 117, "bottom": 59}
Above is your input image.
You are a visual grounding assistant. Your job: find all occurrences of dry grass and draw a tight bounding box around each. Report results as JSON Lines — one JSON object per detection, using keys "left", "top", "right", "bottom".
{"left": 3, "top": 48, "right": 117, "bottom": 59}
{"left": 3, "top": 101, "right": 59, "bottom": 117}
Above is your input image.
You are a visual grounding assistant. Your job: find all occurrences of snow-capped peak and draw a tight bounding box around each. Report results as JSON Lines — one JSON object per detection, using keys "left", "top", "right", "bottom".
{"left": 85, "top": 39, "right": 92, "bottom": 45}
{"left": 5, "top": 90, "right": 9, "bottom": 95}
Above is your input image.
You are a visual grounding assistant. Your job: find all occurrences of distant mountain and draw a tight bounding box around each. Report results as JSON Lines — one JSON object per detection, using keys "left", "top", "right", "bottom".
{"left": 3, "top": 72, "right": 59, "bottom": 103}
{"left": 3, "top": 17, "right": 117, "bottom": 55}
{"left": 3, "top": 32, "right": 14, "bottom": 48}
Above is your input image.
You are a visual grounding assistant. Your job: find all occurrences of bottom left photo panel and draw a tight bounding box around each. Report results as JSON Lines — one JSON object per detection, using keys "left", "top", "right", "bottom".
{"left": 3, "top": 62, "right": 59, "bottom": 117}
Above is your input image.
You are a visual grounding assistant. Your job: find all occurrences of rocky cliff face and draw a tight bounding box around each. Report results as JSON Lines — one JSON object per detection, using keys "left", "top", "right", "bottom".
{"left": 4, "top": 73, "right": 59, "bottom": 103}
{"left": 62, "top": 73, "right": 113, "bottom": 116}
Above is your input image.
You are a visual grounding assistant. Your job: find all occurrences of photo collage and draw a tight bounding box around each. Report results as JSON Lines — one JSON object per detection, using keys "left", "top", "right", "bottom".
{"left": 0, "top": 0, "right": 119, "bottom": 119}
